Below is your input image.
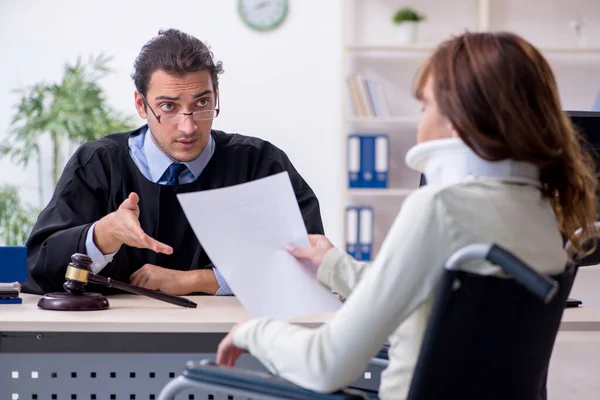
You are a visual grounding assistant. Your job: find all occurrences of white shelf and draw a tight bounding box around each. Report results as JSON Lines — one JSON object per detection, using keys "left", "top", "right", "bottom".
{"left": 346, "top": 44, "right": 600, "bottom": 55}
{"left": 347, "top": 188, "right": 415, "bottom": 197}
{"left": 346, "top": 116, "right": 419, "bottom": 124}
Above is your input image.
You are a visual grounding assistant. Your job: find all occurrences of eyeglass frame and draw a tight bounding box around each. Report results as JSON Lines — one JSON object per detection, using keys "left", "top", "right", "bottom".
{"left": 140, "top": 92, "right": 220, "bottom": 124}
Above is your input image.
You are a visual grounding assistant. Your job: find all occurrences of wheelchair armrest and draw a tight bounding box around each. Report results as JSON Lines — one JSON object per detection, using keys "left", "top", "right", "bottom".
{"left": 183, "top": 359, "right": 369, "bottom": 399}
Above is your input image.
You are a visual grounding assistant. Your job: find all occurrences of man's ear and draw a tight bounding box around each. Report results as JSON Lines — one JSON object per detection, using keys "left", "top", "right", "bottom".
{"left": 134, "top": 91, "right": 147, "bottom": 119}
{"left": 214, "top": 85, "right": 220, "bottom": 116}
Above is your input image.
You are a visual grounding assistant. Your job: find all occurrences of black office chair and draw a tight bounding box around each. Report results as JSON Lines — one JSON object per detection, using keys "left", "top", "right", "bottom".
{"left": 159, "top": 243, "right": 573, "bottom": 400}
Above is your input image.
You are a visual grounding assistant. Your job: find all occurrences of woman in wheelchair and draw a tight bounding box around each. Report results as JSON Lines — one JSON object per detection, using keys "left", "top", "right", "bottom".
{"left": 216, "top": 32, "right": 598, "bottom": 399}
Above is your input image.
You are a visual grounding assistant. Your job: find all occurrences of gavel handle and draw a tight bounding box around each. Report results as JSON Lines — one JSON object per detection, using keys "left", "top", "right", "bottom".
{"left": 88, "top": 274, "right": 197, "bottom": 308}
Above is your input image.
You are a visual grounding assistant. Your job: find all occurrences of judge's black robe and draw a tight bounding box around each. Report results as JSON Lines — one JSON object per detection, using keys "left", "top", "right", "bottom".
{"left": 23, "top": 126, "right": 324, "bottom": 294}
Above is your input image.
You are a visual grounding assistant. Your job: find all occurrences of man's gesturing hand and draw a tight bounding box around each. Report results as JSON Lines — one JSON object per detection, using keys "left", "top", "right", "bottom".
{"left": 94, "top": 192, "right": 173, "bottom": 255}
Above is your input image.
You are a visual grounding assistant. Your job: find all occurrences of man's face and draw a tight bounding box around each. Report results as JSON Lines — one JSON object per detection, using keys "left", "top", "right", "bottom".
{"left": 135, "top": 69, "right": 217, "bottom": 162}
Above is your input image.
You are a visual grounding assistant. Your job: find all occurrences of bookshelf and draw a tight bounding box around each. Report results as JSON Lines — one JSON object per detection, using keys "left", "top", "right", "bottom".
{"left": 341, "top": 0, "right": 600, "bottom": 260}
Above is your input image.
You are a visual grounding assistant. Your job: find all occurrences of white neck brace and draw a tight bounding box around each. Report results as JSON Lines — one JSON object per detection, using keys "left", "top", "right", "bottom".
{"left": 405, "top": 138, "right": 541, "bottom": 188}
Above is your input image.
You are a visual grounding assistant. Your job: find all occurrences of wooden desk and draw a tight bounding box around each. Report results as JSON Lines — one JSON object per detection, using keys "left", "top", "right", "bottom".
{"left": 0, "top": 293, "right": 331, "bottom": 333}
{"left": 559, "top": 306, "right": 600, "bottom": 331}
{"left": 2, "top": 294, "right": 600, "bottom": 400}
{"left": 0, "top": 294, "right": 332, "bottom": 400}
{"left": 4, "top": 294, "right": 598, "bottom": 332}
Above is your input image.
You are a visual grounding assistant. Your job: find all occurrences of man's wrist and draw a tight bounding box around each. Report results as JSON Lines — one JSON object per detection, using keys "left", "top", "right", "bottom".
{"left": 183, "top": 269, "right": 220, "bottom": 295}
{"left": 94, "top": 214, "right": 121, "bottom": 254}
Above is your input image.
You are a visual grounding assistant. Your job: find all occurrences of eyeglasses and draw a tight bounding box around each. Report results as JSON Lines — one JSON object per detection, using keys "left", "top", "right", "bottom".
{"left": 141, "top": 94, "right": 220, "bottom": 124}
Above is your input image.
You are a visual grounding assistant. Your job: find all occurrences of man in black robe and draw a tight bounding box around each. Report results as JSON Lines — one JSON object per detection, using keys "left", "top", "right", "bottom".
{"left": 24, "top": 29, "right": 323, "bottom": 296}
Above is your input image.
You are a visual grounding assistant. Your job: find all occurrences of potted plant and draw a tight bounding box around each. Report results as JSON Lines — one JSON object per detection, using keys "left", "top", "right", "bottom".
{"left": 0, "top": 185, "right": 37, "bottom": 246}
{"left": 392, "top": 7, "right": 426, "bottom": 45}
{"left": 2, "top": 54, "right": 135, "bottom": 207}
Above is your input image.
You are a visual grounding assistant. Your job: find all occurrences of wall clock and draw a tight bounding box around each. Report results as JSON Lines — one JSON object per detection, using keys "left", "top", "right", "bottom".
{"left": 238, "top": 0, "right": 289, "bottom": 32}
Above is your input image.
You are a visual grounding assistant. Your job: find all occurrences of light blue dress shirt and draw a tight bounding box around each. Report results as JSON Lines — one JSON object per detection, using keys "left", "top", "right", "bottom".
{"left": 85, "top": 127, "right": 232, "bottom": 295}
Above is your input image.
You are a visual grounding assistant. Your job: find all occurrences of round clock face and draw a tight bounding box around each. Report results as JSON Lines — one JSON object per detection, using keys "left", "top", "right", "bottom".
{"left": 238, "top": 0, "right": 288, "bottom": 32}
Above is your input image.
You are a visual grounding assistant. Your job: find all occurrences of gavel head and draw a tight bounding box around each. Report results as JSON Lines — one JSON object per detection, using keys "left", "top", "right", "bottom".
{"left": 63, "top": 253, "right": 93, "bottom": 294}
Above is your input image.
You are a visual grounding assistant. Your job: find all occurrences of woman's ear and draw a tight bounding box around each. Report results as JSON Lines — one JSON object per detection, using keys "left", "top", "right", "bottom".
{"left": 447, "top": 120, "right": 459, "bottom": 138}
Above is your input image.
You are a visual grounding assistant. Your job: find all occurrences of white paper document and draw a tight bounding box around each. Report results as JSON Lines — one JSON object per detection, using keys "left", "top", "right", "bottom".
{"left": 177, "top": 172, "right": 342, "bottom": 319}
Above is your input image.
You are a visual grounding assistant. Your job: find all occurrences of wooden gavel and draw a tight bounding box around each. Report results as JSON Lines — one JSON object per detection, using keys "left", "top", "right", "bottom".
{"left": 60, "top": 253, "right": 197, "bottom": 308}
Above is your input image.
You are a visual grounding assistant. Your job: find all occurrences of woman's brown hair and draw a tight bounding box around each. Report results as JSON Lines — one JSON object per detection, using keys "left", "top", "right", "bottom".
{"left": 415, "top": 31, "right": 597, "bottom": 258}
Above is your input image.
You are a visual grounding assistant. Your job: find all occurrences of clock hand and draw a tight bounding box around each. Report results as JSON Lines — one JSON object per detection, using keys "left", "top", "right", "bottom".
{"left": 254, "top": 1, "right": 269, "bottom": 11}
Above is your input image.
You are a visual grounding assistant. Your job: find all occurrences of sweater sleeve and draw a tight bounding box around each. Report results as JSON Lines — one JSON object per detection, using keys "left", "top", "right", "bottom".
{"left": 316, "top": 248, "right": 370, "bottom": 298}
{"left": 233, "top": 189, "right": 455, "bottom": 393}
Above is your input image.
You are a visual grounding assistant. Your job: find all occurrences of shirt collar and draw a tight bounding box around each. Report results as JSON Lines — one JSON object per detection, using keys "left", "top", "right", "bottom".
{"left": 143, "top": 126, "right": 215, "bottom": 182}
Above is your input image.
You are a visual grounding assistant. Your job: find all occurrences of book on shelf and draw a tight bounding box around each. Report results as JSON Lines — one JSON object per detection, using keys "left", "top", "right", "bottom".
{"left": 347, "top": 134, "right": 389, "bottom": 188}
{"left": 346, "top": 74, "right": 390, "bottom": 118}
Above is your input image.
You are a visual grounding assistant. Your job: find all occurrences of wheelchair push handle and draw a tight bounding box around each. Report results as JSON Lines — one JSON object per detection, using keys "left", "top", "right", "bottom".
{"left": 445, "top": 243, "right": 559, "bottom": 304}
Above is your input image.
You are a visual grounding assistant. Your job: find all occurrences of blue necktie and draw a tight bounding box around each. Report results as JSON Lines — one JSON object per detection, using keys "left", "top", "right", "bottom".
{"left": 165, "top": 163, "right": 187, "bottom": 185}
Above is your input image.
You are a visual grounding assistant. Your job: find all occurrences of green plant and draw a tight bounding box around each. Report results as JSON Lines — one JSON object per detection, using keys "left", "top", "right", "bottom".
{"left": 0, "top": 185, "right": 38, "bottom": 246}
{"left": 393, "top": 7, "right": 426, "bottom": 24}
{"left": 2, "top": 54, "right": 136, "bottom": 206}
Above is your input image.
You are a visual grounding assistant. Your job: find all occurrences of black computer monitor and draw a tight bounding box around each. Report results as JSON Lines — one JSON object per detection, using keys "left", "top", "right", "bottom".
{"left": 568, "top": 111, "right": 600, "bottom": 266}
{"left": 569, "top": 110, "right": 600, "bottom": 169}
{"left": 568, "top": 111, "right": 600, "bottom": 205}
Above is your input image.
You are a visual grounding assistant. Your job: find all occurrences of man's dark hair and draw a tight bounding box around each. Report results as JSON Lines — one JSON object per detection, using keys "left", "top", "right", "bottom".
{"left": 132, "top": 28, "right": 224, "bottom": 97}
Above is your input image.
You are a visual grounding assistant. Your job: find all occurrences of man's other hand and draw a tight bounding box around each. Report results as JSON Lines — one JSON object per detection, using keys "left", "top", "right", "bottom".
{"left": 129, "top": 263, "right": 190, "bottom": 295}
